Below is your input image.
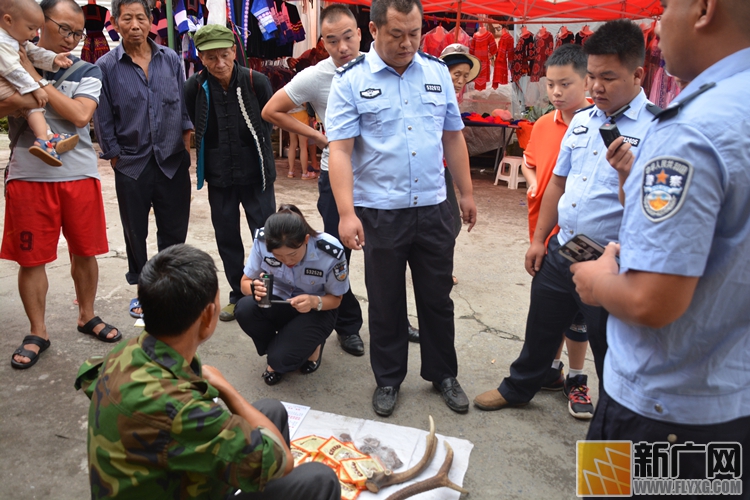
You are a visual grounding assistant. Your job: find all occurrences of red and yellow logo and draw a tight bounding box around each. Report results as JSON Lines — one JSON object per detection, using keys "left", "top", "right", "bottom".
{"left": 577, "top": 441, "right": 632, "bottom": 497}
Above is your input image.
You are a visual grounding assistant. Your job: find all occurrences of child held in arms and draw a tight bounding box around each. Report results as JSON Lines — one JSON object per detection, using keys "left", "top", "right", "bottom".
{"left": 0, "top": 0, "right": 78, "bottom": 166}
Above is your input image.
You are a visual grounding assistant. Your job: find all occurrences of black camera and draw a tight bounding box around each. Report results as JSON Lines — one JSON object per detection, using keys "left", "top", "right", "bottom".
{"left": 599, "top": 122, "right": 621, "bottom": 149}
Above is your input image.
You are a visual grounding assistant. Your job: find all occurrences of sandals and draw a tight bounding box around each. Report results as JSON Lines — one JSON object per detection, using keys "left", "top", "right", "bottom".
{"left": 78, "top": 316, "right": 122, "bottom": 343}
{"left": 300, "top": 341, "right": 325, "bottom": 374}
{"left": 301, "top": 170, "right": 320, "bottom": 180}
{"left": 50, "top": 133, "right": 79, "bottom": 154}
{"left": 11, "top": 335, "right": 51, "bottom": 369}
{"left": 287, "top": 170, "right": 296, "bottom": 178}
{"left": 129, "top": 298, "right": 143, "bottom": 319}
{"left": 28, "top": 133, "right": 79, "bottom": 167}
{"left": 29, "top": 138, "right": 62, "bottom": 167}
{"left": 262, "top": 369, "right": 283, "bottom": 386}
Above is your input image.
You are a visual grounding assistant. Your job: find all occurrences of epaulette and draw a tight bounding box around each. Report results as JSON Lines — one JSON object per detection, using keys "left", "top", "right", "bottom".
{"left": 645, "top": 103, "right": 662, "bottom": 116}
{"left": 575, "top": 104, "right": 595, "bottom": 114}
{"left": 254, "top": 227, "right": 265, "bottom": 241}
{"left": 336, "top": 54, "right": 366, "bottom": 74}
{"left": 316, "top": 238, "right": 344, "bottom": 260}
{"left": 419, "top": 51, "right": 446, "bottom": 65}
{"left": 653, "top": 82, "right": 716, "bottom": 122}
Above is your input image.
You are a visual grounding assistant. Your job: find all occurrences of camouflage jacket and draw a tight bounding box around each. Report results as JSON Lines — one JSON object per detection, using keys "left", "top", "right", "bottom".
{"left": 75, "top": 331, "right": 287, "bottom": 499}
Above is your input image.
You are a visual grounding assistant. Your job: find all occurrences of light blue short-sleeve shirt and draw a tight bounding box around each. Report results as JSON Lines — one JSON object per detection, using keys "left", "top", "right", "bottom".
{"left": 326, "top": 45, "right": 464, "bottom": 210}
{"left": 553, "top": 90, "right": 655, "bottom": 247}
{"left": 605, "top": 47, "right": 750, "bottom": 425}
{"left": 243, "top": 232, "right": 350, "bottom": 300}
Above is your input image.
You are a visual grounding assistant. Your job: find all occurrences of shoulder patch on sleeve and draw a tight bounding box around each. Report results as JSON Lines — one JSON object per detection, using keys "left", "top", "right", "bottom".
{"left": 333, "top": 261, "right": 348, "bottom": 282}
{"left": 316, "top": 238, "right": 344, "bottom": 260}
{"left": 641, "top": 156, "right": 693, "bottom": 223}
{"left": 336, "top": 54, "right": 366, "bottom": 74}
{"left": 419, "top": 51, "right": 447, "bottom": 65}
{"left": 254, "top": 227, "right": 265, "bottom": 241}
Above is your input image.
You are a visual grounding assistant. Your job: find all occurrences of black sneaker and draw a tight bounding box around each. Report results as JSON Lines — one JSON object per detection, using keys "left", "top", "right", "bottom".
{"left": 541, "top": 361, "right": 565, "bottom": 391}
{"left": 563, "top": 374, "right": 594, "bottom": 420}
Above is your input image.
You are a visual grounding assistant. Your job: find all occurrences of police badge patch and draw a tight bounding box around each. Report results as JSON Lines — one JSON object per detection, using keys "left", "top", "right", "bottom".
{"left": 641, "top": 156, "right": 693, "bottom": 222}
{"left": 572, "top": 125, "right": 588, "bottom": 135}
{"left": 333, "top": 261, "right": 347, "bottom": 281}
{"left": 360, "top": 88, "right": 381, "bottom": 99}
{"left": 264, "top": 257, "right": 282, "bottom": 267}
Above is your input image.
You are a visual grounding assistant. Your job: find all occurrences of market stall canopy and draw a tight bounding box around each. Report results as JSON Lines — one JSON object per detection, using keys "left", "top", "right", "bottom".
{"left": 337, "top": 0, "right": 662, "bottom": 22}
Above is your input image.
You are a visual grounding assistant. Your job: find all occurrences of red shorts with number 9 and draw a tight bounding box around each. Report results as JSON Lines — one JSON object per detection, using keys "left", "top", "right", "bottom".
{"left": 1, "top": 178, "right": 108, "bottom": 267}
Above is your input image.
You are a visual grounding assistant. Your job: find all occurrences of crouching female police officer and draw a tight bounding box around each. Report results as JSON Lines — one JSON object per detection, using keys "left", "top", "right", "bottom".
{"left": 235, "top": 204, "right": 350, "bottom": 385}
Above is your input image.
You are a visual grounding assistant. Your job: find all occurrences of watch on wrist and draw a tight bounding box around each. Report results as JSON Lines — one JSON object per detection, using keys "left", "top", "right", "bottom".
{"left": 316, "top": 296, "right": 323, "bottom": 312}
{"left": 37, "top": 78, "right": 50, "bottom": 88}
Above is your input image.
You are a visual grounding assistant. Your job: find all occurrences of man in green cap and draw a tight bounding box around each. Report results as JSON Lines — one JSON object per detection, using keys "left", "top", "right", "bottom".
{"left": 185, "top": 24, "right": 277, "bottom": 323}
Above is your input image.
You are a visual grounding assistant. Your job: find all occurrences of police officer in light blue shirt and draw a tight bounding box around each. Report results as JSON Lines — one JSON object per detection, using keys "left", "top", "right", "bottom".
{"left": 572, "top": 1, "right": 750, "bottom": 488}
{"left": 326, "top": 0, "right": 477, "bottom": 417}
{"left": 235, "top": 205, "right": 349, "bottom": 386}
{"left": 474, "top": 20, "right": 659, "bottom": 416}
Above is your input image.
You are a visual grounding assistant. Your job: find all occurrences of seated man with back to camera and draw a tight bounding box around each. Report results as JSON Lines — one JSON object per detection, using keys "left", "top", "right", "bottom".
{"left": 75, "top": 244, "right": 340, "bottom": 499}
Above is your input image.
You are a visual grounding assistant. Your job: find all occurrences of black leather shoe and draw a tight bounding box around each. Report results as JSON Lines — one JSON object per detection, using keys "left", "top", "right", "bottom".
{"left": 372, "top": 386, "right": 399, "bottom": 416}
{"left": 407, "top": 324, "right": 420, "bottom": 343}
{"left": 433, "top": 377, "right": 469, "bottom": 413}
{"left": 338, "top": 333, "right": 365, "bottom": 356}
{"left": 261, "top": 370, "right": 283, "bottom": 386}
{"left": 300, "top": 342, "right": 325, "bottom": 374}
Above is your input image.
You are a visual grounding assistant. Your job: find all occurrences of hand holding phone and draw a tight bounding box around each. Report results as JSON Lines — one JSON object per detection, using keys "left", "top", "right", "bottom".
{"left": 558, "top": 234, "right": 606, "bottom": 264}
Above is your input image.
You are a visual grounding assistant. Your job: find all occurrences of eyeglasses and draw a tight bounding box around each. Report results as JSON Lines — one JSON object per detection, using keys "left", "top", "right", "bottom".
{"left": 45, "top": 16, "right": 86, "bottom": 41}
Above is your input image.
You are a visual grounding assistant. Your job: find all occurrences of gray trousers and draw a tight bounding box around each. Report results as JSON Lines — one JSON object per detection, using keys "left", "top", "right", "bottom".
{"left": 230, "top": 399, "right": 340, "bottom": 500}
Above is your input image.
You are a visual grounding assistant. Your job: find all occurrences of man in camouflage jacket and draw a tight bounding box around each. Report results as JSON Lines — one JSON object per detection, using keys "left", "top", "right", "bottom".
{"left": 75, "top": 244, "right": 340, "bottom": 499}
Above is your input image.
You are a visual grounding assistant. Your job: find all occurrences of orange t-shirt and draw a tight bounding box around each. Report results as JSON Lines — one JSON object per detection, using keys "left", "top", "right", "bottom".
{"left": 523, "top": 109, "right": 568, "bottom": 243}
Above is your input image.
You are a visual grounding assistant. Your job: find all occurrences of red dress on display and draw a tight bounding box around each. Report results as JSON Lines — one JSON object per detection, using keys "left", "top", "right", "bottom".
{"left": 512, "top": 30, "right": 535, "bottom": 83}
{"left": 469, "top": 30, "right": 497, "bottom": 91}
{"left": 493, "top": 30, "right": 515, "bottom": 87}
{"left": 530, "top": 30, "right": 554, "bottom": 82}
{"left": 445, "top": 28, "right": 470, "bottom": 47}
{"left": 81, "top": 2, "right": 117, "bottom": 63}
{"left": 421, "top": 28, "right": 449, "bottom": 57}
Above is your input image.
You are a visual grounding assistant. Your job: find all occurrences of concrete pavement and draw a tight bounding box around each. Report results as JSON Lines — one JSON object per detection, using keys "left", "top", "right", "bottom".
{"left": 0, "top": 147, "right": 595, "bottom": 499}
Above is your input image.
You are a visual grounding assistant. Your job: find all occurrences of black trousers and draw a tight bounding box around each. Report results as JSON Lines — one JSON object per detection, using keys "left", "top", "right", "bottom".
{"left": 235, "top": 295, "right": 337, "bottom": 373}
{"left": 231, "top": 399, "right": 340, "bottom": 500}
{"left": 317, "top": 171, "right": 363, "bottom": 338}
{"left": 444, "top": 168, "right": 462, "bottom": 239}
{"left": 357, "top": 201, "right": 457, "bottom": 388}
{"left": 114, "top": 155, "right": 191, "bottom": 285}
{"left": 587, "top": 389, "right": 750, "bottom": 500}
{"left": 207, "top": 182, "right": 276, "bottom": 304}
{"left": 499, "top": 237, "right": 609, "bottom": 403}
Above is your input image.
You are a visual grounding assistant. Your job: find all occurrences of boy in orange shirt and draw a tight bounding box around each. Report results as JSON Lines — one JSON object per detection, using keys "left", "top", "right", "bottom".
{"left": 520, "top": 44, "right": 594, "bottom": 419}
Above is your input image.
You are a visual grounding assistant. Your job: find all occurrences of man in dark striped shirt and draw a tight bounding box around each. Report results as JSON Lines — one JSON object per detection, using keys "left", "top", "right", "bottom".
{"left": 94, "top": 0, "right": 193, "bottom": 315}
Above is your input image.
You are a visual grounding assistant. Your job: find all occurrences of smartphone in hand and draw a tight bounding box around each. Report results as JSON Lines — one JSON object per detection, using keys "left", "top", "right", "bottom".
{"left": 558, "top": 234, "right": 606, "bottom": 264}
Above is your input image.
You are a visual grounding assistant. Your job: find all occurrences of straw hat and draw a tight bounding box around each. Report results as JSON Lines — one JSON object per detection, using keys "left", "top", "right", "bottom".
{"left": 439, "top": 44, "right": 481, "bottom": 83}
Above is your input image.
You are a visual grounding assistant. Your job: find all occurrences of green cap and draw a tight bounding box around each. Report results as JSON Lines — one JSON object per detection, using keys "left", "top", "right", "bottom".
{"left": 193, "top": 25, "right": 235, "bottom": 51}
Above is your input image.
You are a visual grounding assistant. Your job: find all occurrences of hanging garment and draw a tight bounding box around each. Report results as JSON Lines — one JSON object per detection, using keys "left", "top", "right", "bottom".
{"left": 445, "top": 27, "right": 470, "bottom": 47}
{"left": 81, "top": 4, "right": 116, "bottom": 63}
{"left": 421, "top": 27, "right": 449, "bottom": 57}
{"left": 469, "top": 30, "right": 496, "bottom": 91}
{"left": 530, "top": 30, "right": 554, "bottom": 82}
{"left": 511, "top": 31, "right": 535, "bottom": 83}
{"left": 642, "top": 36, "right": 661, "bottom": 98}
{"left": 285, "top": 2, "right": 305, "bottom": 43}
{"left": 555, "top": 30, "right": 574, "bottom": 49}
{"left": 575, "top": 29, "right": 592, "bottom": 46}
{"left": 493, "top": 31, "right": 514, "bottom": 87}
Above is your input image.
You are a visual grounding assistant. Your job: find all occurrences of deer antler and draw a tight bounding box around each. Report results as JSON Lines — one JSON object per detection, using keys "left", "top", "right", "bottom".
{"left": 365, "top": 415, "right": 437, "bottom": 493}
{"left": 384, "top": 441, "right": 468, "bottom": 500}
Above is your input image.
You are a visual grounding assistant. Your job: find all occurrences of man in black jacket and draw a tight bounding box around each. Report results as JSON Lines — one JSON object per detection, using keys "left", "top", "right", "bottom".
{"left": 185, "top": 25, "right": 277, "bottom": 321}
